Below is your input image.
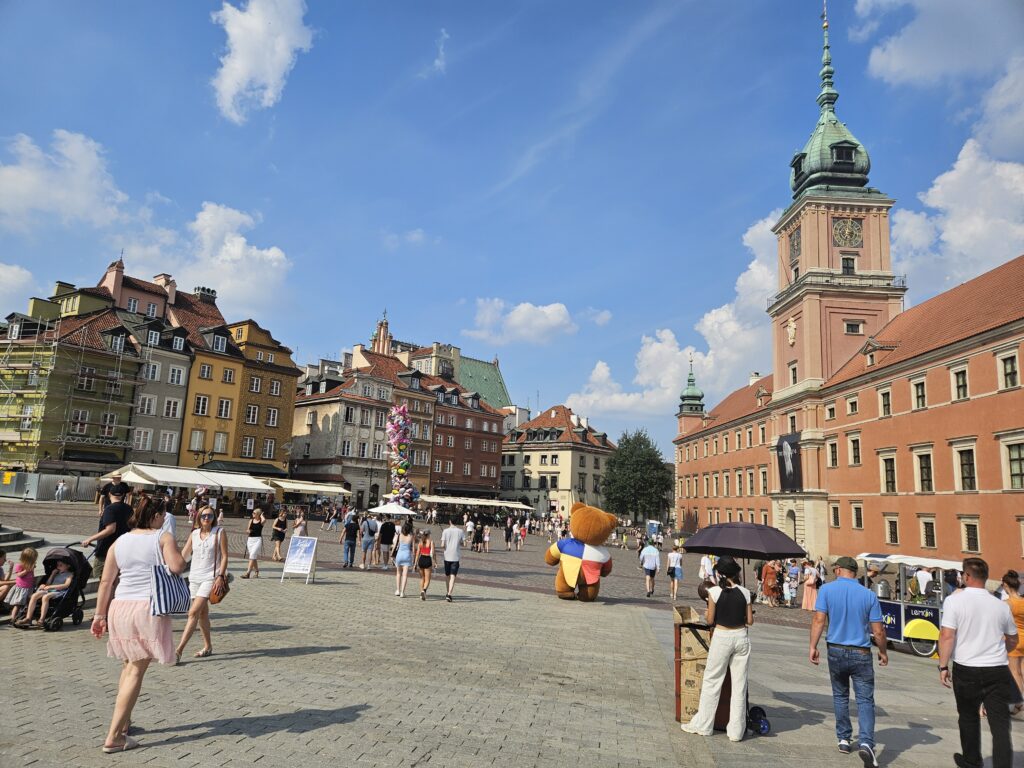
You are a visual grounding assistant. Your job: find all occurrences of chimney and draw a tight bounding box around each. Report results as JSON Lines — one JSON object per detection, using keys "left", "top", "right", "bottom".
{"left": 153, "top": 273, "right": 177, "bottom": 305}
{"left": 193, "top": 286, "right": 218, "bottom": 305}
{"left": 99, "top": 258, "right": 125, "bottom": 301}
{"left": 570, "top": 414, "right": 580, "bottom": 427}
{"left": 581, "top": 416, "right": 589, "bottom": 429}
{"left": 749, "top": 371, "right": 761, "bottom": 386}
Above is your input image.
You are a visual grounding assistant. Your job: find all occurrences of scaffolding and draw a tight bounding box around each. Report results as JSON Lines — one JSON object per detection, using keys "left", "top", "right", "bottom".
{"left": 0, "top": 314, "right": 60, "bottom": 468}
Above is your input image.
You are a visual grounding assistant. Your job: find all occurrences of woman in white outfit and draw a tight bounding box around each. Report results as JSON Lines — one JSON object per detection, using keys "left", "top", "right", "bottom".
{"left": 175, "top": 506, "right": 228, "bottom": 661}
{"left": 681, "top": 556, "right": 753, "bottom": 742}
{"left": 241, "top": 507, "right": 265, "bottom": 578}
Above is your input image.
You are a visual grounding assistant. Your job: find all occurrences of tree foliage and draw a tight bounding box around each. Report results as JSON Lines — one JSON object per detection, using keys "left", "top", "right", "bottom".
{"left": 601, "top": 429, "right": 672, "bottom": 522}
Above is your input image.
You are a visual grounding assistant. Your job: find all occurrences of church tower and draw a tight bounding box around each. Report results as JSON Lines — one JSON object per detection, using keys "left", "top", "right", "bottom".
{"left": 768, "top": 9, "right": 906, "bottom": 400}
{"left": 676, "top": 359, "right": 705, "bottom": 437}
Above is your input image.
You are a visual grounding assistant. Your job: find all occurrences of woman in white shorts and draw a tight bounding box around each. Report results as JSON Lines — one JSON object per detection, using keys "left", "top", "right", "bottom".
{"left": 175, "top": 506, "right": 228, "bottom": 661}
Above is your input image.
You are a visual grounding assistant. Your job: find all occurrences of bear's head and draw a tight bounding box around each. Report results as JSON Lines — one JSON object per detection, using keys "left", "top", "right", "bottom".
{"left": 568, "top": 502, "right": 617, "bottom": 546}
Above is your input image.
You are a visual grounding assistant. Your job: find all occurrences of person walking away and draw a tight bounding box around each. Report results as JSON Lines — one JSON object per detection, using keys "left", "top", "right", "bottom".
{"left": 639, "top": 539, "right": 660, "bottom": 598}
{"left": 505, "top": 517, "right": 514, "bottom": 551}
{"left": 416, "top": 529, "right": 436, "bottom": 600}
{"left": 681, "top": 556, "right": 752, "bottom": 741}
{"left": 939, "top": 557, "right": 1018, "bottom": 768}
{"left": 699, "top": 554, "right": 717, "bottom": 585}
{"left": 1001, "top": 571, "right": 1024, "bottom": 714}
{"left": 341, "top": 515, "right": 359, "bottom": 568}
{"left": 82, "top": 490, "right": 132, "bottom": 583}
{"left": 240, "top": 507, "right": 265, "bottom": 578}
{"left": 378, "top": 515, "right": 396, "bottom": 570}
{"left": 802, "top": 559, "right": 819, "bottom": 611}
{"left": 667, "top": 546, "right": 683, "bottom": 601}
{"left": 175, "top": 507, "right": 228, "bottom": 661}
{"left": 91, "top": 496, "right": 185, "bottom": 753}
{"left": 809, "top": 556, "right": 887, "bottom": 767}
{"left": 482, "top": 525, "right": 491, "bottom": 553}
{"left": 393, "top": 519, "right": 414, "bottom": 596}
{"left": 271, "top": 509, "right": 288, "bottom": 561}
{"left": 440, "top": 519, "right": 466, "bottom": 602}
{"left": 359, "top": 514, "right": 378, "bottom": 570}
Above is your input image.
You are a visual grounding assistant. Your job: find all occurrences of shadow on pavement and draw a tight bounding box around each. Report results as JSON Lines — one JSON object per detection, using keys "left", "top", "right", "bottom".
{"left": 773, "top": 690, "right": 891, "bottom": 719}
{"left": 219, "top": 622, "right": 293, "bottom": 634}
{"left": 140, "top": 703, "right": 370, "bottom": 745}
{"left": 448, "top": 596, "right": 520, "bottom": 603}
{"left": 750, "top": 700, "right": 827, "bottom": 735}
{"left": 212, "top": 644, "right": 350, "bottom": 660}
{"left": 874, "top": 723, "right": 942, "bottom": 765}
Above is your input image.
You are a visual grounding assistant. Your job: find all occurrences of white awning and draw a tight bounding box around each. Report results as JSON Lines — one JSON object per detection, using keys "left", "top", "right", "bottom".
{"left": 418, "top": 494, "right": 533, "bottom": 511}
{"left": 197, "top": 470, "right": 274, "bottom": 493}
{"left": 100, "top": 464, "right": 273, "bottom": 493}
{"left": 265, "top": 478, "right": 351, "bottom": 496}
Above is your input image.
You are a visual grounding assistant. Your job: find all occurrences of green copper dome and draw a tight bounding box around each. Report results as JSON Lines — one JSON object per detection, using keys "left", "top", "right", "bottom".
{"left": 790, "top": 16, "right": 870, "bottom": 199}
{"left": 678, "top": 361, "right": 704, "bottom": 415}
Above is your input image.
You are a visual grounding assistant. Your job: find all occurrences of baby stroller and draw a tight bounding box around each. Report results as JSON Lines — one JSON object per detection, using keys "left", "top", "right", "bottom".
{"left": 38, "top": 546, "right": 92, "bottom": 631}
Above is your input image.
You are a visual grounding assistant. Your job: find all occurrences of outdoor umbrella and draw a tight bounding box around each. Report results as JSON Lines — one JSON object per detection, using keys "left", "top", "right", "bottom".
{"left": 682, "top": 522, "right": 805, "bottom": 559}
{"left": 366, "top": 501, "right": 417, "bottom": 516}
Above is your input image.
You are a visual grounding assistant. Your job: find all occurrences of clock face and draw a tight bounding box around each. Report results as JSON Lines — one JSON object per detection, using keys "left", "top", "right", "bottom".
{"left": 789, "top": 228, "right": 801, "bottom": 261}
{"left": 832, "top": 218, "right": 864, "bottom": 248}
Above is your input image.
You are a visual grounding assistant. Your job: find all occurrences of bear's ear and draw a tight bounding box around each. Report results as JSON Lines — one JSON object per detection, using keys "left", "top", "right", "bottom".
{"left": 571, "top": 502, "right": 587, "bottom": 514}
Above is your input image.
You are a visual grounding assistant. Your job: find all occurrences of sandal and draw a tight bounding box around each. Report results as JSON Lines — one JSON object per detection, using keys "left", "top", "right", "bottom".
{"left": 195, "top": 648, "right": 212, "bottom": 658}
{"left": 174, "top": 651, "right": 181, "bottom": 666}
{"left": 102, "top": 736, "right": 139, "bottom": 753}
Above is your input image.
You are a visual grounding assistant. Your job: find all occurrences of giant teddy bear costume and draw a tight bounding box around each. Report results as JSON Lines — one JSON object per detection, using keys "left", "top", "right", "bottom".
{"left": 544, "top": 502, "right": 617, "bottom": 601}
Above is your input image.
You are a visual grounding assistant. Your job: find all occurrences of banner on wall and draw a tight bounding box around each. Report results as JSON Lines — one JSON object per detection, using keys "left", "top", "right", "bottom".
{"left": 776, "top": 434, "right": 803, "bottom": 493}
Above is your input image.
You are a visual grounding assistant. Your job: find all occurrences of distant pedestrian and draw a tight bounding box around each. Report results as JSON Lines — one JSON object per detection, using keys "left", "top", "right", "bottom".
{"left": 416, "top": 529, "right": 436, "bottom": 600}
{"left": 667, "top": 546, "right": 683, "bottom": 601}
{"left": 939, "top": 557, "right": 1018, "bottom": 768}
{"left": 809, "top": 556, "right": 887, "bottom": 767}
{"left": 378, "top": 516, "right": 396, "bottom": 570}
{"left": 1001, "top": 570, "right": 1024, "bottom": 713}
{"left": 240, "top": 507, "right": 265, "bottom": 579}
{"left": 293, "top": 509, "right": 307, "bottom": 538}
{"left": 341, "top": 515, "right": 359, "bottom": 568}
{"left": 699, "top": 553, "right": 716, "bottom": 585}
{"left": 802, "top": 559, "right": 819, "bottom": 611}
{"left": 359, "top": 514, "right": 378, "bottom": 569}
{"left": 393, "top": 519, "right": 414, "bottom": 597}
{"left": 81, "top": 491, "right": 132, "bottom": 583}
{"left": 271, "top": 509, "right": 288, "bottom": 561}
{"left": 505, "top": 518, "right": 514, "bottom": 551}
{"left": 519, "top": 522, "right": 528, "bottom": 549}
{"left": 482, "top": 525, "right": 491, "bottom": 553}
{"left": 440, "top": 519, "right": 466, "bottom": 603}
{"left": 639, "top": 540, "right": 660, "bottom": 598}
{"left": 55, "top": 479, "right": 67, "bottom": 503}
{"left": 472, "top": 519, "right": 484, "bottom": 552}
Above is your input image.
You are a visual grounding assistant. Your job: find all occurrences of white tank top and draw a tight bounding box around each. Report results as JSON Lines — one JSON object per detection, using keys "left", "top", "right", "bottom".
{"left": 189, "top": 528, "right": 218, "bottom": 581}
{"left": 113, "top": 530, "right": 164, "bottom": 601}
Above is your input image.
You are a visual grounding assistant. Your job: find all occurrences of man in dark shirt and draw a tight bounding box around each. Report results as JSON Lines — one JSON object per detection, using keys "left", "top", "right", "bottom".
{"left": 341, "top": 517, "right": 359, "bottom": 568}
{"left": 81, "top": 491, "right": 132, "bottom": 581}
{"left": 98, "top": 474, "right": 130, "bottom": 514}
{"left": 378, "top": 516, "right": 397, "bottom": 570}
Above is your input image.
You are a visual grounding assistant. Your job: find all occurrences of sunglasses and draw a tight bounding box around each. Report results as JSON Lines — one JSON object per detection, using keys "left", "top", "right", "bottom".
{"left": 200, "top": 514, "right": 215, "bottom": 520}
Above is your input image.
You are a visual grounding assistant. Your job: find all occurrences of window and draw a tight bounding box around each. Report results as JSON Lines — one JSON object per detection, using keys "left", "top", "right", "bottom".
{"left": 827, "top": 441, "right": 838, "bottom": 468}
{"left": 341, "top": 440, "right": 351, "bottom": 457}
{"left": 593, "top": 476, "right": 600, "bottom": 492}
{"left": 723, "top": 475, "right": 730, "bottom": 497}
{"left": 524, "top": 455, "right": 531, "bottom": 465}
{"left": 267, "top": 407, "right": 278, "bottom": 427}
{"left": 760, "top": 468, "right": 768, "bottom": 495}
{"left": 344, "top": 406, "right": 355, "bottom": 423}
{"left": 464, "top": 438, "right": 473, "bottom": 450}
{"left": 194, "top": 395, "right": 209, "bottom": 416}
{"left": 952, "top": 367, "right": 969, "bottom": 400}
{"left": 133, "top": 428, "right": 152, "bottom": 451}
{"left": 962, "top": 520, "right": 980, "bottom": 553}
{"left": 713, "top": 475, "right": 719, "bottom": 497}
{"left": 736, "top": 471, "right": 743, "bottom": 497}
{"left": 830, "top": 505, "right": 840, "bottom": 528}
{"left": 758, "top": 424, "right": 765, "bottom": 444}
{"left": 885, "top": 517, "right": 899, "bottom": 545}
{"left": 445, "top": 461, "right": 453, "bottom": 474}
{"left": 958, "top": 448, "right": 977, "bottom": 491}
{"left": 1001, "top": 354, "right": 1019, "bottom": 389}
{"left": 540, "top": 455, "right": 548, "bottom": 466}
{"left": 146, "top": 302, "right": 157, "bottom": 318}
{"left": 844, "top": 321, "right": 863, "bottom": 335}
{"left": 147, "top": 329, "right": 160, "bottom": 346}
{"left": 199, "top": 363, "right": 212, "bottom": 379}
{"left": 70, "top": 409, "right": 89, "bottom": 434}
{"left": 358, "top": 442, "right": 368, "bottom": 459}
{"left": 447, "top": 415, "right": 456, "bottom": 426}
{"left": 378, "top": 388, "right": 388, "bottom": 401}
{"left": 918, "top": 453, "right": 934, "bottom": 493}
{"left": 256, "top": 351, "right": 264, "bottom": 361}
{"left": 168, "top": 366, "right": 185, "bottom": 386}
{"left": 234, "top": 327, "right": 243, "bottom": 340}
{"left": 223, "top": 368, "right": 235, "bottom": 384}
{"left": 360, "top": 409, "right": 370, "bottom": 426}
{"left": 882, "top": 456, "right": 896, "bottom": 493}
{"left": 833, "top": 145, "right": 855, "bottom": 162}
{"left": 100, "top": 412, "right": 117, "bottom": 437}
{"left": 480, "top": 464, "right": 488, "bottom": 478}
{"left": 172, "top": 336, "right": 185, "bottom": 352}
{"left": 245, "top": 404, "right": 258, "bottom": 424}
{"left": 217, "top": 398, "right": 232, "bottom": 419}
{"left": 1009, "top": 443, "right": 1024, "bottom": 490}
{"left": 746, "top": 470, "right": 754, "bottom": 496}
{"left": 163, "top": 398, "right": 181, "bottom": 419}
{"left": 789, "top": 364, "right": 798, "bottom": 386}
{"left": 270, "top": 379, "right": 280, "bottom": 396}
{"left": 723, "top": 435, "right": 729, "bottom": 453}
{"left": 189, "top": 429, "right": 205, "bottom": 451}
{"left": 788, "top": 414, "right": 797, "bottom": 434}
{"left": 746, "top": 428, "right": 753, "bottom": 448}
{"left": 466, "top": 417, "right": 474, "bottom": 430}
{"left": 847, "top": 397, "right": 859, "bottom": 415}
{"left": 127, "top": 297, "right": 138, "bottom": 313}
{"left": 435, "top": 434, "right": 443, "bottom": 446}
{"left": 841, "top": 256, "right": 855, "bottom": 275}
{"left": 78, "top": 366, "right": 96, "bottom": 391}
{"left": 921, "top": 518, "right": 936, "bottom": 548}
{"left": 158, "top": 430, "right": 177, "bottom": 454}
{"left": 142, "top": 362, "right": 160, "bottom": 381}
{"left": 212, "top": 336, "right": 227, "bottom": 353}
{"left": 241, "top": 436, "right": 255, "bottom": 458}
{"left": 138, "top": 395, "right": 156, "bottom": 416}
{"left": 879, "top": 390, "right": 891, "bottom": 417}
{"left": 433, "top": 459, "right": 442, "bottom": 472}
{"left": 912, "top": 379, "right": 926, "bottom": 409}
{"left": 249, "top": 376, "right": 262, "bottom": 393}
{"left": 853, "top": 505, "right": 863, "bottom": 529}
{"left": 447, "top": 435, "right": 454, "bottom": 448}
{"left": 214, "top": 432, "right": 228, "bottom": 454}
{"left": 110, "top": 334, "right": 125, "bottom": 352}
{"left": 376, "top": 411, "right": 386, "bottom": 428}
{"left": 849, "top": 436, "right": 861, "bottom": 465}
{"left": 373, "top": 443, "right": 383, "bottom": 460}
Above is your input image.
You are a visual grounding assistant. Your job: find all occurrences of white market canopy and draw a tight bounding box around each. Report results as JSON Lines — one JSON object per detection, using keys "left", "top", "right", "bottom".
{"left": 366, "top": 501, "right": 417, "bottom": 516}
{"left": 418, "top": 494, "right": 533, "bottom": 511}
{"left": 264, "top": 478, "right": 352, "bottom": 496}
{"left": 100, "top": 463, "right": 273, "bottom": 493}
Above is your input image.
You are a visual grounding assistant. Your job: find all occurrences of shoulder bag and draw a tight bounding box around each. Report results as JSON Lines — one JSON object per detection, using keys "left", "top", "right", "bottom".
{"left": 210, "top": 527, "right": 230, "bottom": 605}
{"left": 150, "top": 532, "right": 192, "bottom": 616}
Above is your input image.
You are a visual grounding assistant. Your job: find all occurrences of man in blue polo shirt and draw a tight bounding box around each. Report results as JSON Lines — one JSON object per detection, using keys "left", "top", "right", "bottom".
{"left": 809, "top": 555, "right": 888, "bottom": 768}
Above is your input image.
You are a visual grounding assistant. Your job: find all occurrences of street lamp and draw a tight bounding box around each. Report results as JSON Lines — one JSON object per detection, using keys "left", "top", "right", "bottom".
{"left": 193, "top": 448, "right": 215, "bottom": 466}
{"left": 365, "top": 466, "right": 378, "bottom": 507}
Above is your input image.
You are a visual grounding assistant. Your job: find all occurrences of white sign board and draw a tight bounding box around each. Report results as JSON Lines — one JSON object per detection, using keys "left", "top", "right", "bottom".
{"left": 246, "top": 498, "right": 255, "bottom": 511}
{"left": 280, "top": 535, "right": 318, "bottom": 584}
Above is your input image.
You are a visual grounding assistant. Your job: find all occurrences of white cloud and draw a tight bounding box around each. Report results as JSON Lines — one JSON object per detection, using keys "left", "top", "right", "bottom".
{"left": 419, "top": 28, "right": 450, "bottom": 79}
{"left": 0, "top": 263, "right": 36, "bottom": 315}
{"left": 210, "top": 0, "right": 314, "bottom": 125}
{"left": 381, "top": 227, "right": 428, "bottom": 250}
{"left": 566, "top": 212, "right": 779, "bottom": 418}
{"left": 463, "top": 298, "right": 578, "bottom": 346}
{"left": 582, "top": 307, "right": 613, "bottom": 327}
{"left": 974, "top": 59, "right": 1024, "bottom": 159}
{"left": 0, "top": 130, "right": 127, "bottom": 231}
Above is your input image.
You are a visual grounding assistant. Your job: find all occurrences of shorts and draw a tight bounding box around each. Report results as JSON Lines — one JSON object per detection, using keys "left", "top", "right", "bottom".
{"left": 644, "top": 568, "right": 657, "bottom": 578}
{"left": 417, "top": 555, "right": 433, "bottom": 570}
{"left": 361, "top": 538, "right": 374, "bottom": 552}
{"left": 189, "top": 578, "right": 214, "bottom": 599}
{"left": 668, "top": 567, "right": 682, "bottom": 581}
{"left": 444, "top": 560, "right": 460, "bottom": 577}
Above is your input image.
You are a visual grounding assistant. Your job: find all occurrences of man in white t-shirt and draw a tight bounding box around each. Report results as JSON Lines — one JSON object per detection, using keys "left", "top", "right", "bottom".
{"left": 639, "top": 540, "right": 660, "bottom": 598}
{"left": 699, "top": 554, "right": 717, "bottom": 584}
{"left": 914, "top": 566, "right": 933, "bottom": 598}
{"left": 440, "top": 520, "right": 466, "bottom": 603}
{"left": 939, "top": 557, "right": 1018, "bottom": 768}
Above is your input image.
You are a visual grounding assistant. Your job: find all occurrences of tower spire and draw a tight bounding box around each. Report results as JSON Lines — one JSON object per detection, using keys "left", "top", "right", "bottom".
{"left": 817, "top": 0, "right": 837, "bottom": 113}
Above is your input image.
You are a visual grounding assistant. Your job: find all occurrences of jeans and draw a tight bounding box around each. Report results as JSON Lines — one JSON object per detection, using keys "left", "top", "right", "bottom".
{"left": 327, "top": 519, "right": 339, "bottom": 531}
{"left": 952, "top": 662, "right": 1014, "bottom": 768}
{"left": 343, "top": 539, "right": 356, "bottom": 566}
{"left": 827, "top": 645, "right": 876, "bottom": 747}
{"left": 685, "top": 627, "right": 750, "bottom": 740}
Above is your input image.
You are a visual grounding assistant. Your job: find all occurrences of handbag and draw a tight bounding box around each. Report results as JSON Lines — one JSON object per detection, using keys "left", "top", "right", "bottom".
{"left": 210, "top": 528, "right": 230, "bottom": 605}
{"left": 150, "top": 532, "right": 191, "bottom": 616}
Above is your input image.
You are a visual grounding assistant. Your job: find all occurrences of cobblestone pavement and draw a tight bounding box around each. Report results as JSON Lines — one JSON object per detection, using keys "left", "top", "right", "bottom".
{"left": 2, "top": 509, "right": 1018, "bottom": 767}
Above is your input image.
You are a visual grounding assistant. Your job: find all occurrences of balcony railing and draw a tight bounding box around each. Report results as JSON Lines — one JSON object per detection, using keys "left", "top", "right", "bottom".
{"left": 767, "top": 272, "right": 907, "bottom": 309}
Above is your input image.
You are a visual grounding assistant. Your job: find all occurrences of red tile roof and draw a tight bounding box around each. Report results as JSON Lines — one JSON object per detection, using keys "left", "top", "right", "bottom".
{"left": 682, "top": 376, "right": 773, "bottom": 440}
{"left": 827, "top": 254, "right": 1024, "bottom": 387}
{"left": 56, "top": 310, "right": 132, "bottom": 354}
{"left": 166, "top": 291, "right": 227, "bottom": 348}
{"left": 121, "top": 275, "right": 167, "bottom": 296}
{"left": 504, "top": 404, "right": 616, "bottom": 449}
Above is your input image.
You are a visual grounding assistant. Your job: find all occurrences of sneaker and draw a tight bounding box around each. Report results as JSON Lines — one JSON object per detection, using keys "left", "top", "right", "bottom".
{"left": 395, "top": 590, "right": 401, "bottom": 596}
{"left": 680, "top": 721, "right": 711, "bottom": 736}
{"left": 858, "top": 744, "right": 877, "bottom": 767}
{"left": 837, "top": 740, "right": 851, "bottom": 754}
{"left": 359, "top": 564, "right": 365, "bottom": 570}
{"left": 446, "top": 594, "right": 452, "bottom": 603}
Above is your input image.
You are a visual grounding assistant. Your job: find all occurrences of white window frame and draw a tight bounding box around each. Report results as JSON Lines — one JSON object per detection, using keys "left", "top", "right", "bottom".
{"left": 950, "top": 438, "right": 978, "bottom": 492}
{"left": 212, "top": 336, "right": 227, "bottom": 353}
{"left": 950, "top": 364, "right": 969, "bottom": 401}
{"left": 878, "top": 449, "right": 897, "bottom": 494}
{"left": 138, "top": 394, "right": 156, "bottom": 416}
{"left": 199, "top": 363, "right": 212, "bottom": 379}
{"left": 217, "top": 398, "right": 232, "bottom": 420}
{"left": 826, "top": 439, "right": 838, "bottom": 468}
{"left": 847, "top": 433, "right": 862, "bottom": 466}
{"left": 960, "top": 517, "right": 981, "bottom": 554}
{"left": 270, "top": 379, "right": 281, "bottom": 396}
{"left": 878, "top": 387, "right": 892, "bottom": 418}
{"left": 163, "top": 398, "right": 181, "bottom": 419}
{"left": 172, "top": 336, "right": 185, "bottom": 352}
{"left": 997, "top": 349, "right": 1019, "bottom": 390}
{"left": 262, "top": 438, "right": 276, "bottom": 459}
{"left": 911, "top": 444, "right": 934, "bottom": 493}
{"left": 213, "top": 432, "right": 228, "bottom": 454}
{"left": 911, "top": 375, "right": 927, "bottom": 410}
{"left": 127, "top": 297, "right": 139, "bottom": 313}
{"left": 445, "top": 460, "right": 453, "bottom": 474}
{"left": 920, "top": 516, "right": 937, "bottom": 549}
{"left": 194, "top": 395, "right": 209, "bottom": 416}
{"left": 852, "top": 503, "right": 864, "bottom": 530}
{"left": 463, "top": 462, "right": 471, "bottom": 476}
{"left": 158, "top": 430, "right": 178, "bottom": 454}
{"left": 100, "top": 412, "right": 117, "bottom": 438}
{"left": 168, "top": 366, "right": 185, "bottom": 386}
{"left": 132, "top": 427, "right": 152, "bottom": 451}
{"left": 245, "top": 404, "right": 258, "bottom": 424}
{"left": 143, "top": 362, "right": 160, "bottom": 381}
{"left": 241, "top": 436, "right": 256, "bottom": 458}
{"left": 829, "top": 504, "right": 840, "bottom": 529}
{"left": 846, "top": 396, "right": 859, "bottom": 415}
{"left": 884, "top": 515, "right": 899, "bottom": 545}
{"left": 146, "top": 302, "right": 157, "bottom": 318}
{"left": 189, "top": 429, "right": 205, "bottom": 452}
{"left": 825, "top": 403, "right": 836, "bottom": 420}
{"left": 147, "top": 329, "right": 160, "bottom": 346}
{"left": 996, "top": 430, "right": 1024, "bottom": 490}
{"left": 249, "top": 376, "right": 262, "bottom": 394}
{"left": 223, "top": 368, "right": 235, "bottom": 384}
{"left": 267, "top": 407, "right": 278, "bottom": 428}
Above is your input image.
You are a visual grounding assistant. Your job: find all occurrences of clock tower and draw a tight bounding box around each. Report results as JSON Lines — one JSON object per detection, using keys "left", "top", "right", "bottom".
{"left": 768, "top": 10, "right": 906, "bottom": 400}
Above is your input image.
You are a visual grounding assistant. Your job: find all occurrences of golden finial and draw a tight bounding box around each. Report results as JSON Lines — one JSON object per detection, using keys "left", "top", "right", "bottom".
{"left": 822, "top": 0, "right": 829, "bottom": 29}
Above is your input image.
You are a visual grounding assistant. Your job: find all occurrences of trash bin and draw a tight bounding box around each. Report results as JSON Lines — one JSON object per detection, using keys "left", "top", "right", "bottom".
{"left": 674, "top": 606, "right": 731, "bottom": 730}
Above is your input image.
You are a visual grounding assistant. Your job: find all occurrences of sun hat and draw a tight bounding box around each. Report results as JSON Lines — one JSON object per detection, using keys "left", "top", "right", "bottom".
{"left": 715, "top": 556, "right": 741, "bottom": 578}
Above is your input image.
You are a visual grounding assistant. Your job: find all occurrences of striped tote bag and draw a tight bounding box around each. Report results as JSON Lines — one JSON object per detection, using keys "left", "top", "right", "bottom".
{"left": 150, "top": 532, "right": 191, "bottom": 616}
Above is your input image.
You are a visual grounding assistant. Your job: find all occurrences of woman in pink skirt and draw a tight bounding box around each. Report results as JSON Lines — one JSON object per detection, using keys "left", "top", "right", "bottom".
{"left": 91, "top": 496, "right": 185, "bottom": 753}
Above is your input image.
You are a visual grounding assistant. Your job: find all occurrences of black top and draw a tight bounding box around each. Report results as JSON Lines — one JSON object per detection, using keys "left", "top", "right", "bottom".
{"left": 273, "top": 517, "right": 288, "bottom": 533}
{"left": 379, "top": 521, "right": 396, "bottom": 545}
{"left": 343, "top": 521, "right": 359, "bottom": 541}
{"left": 248, "top": 519, "right": 264, "bottom": 537}
{"left": 95, "top": 501, "right": 132, "bottom": 559}
{"left": 100, "top": 481, "right": 130, "bottom": 501}
{"left": 713, "top": 585, "right": 750, "bottom": 628}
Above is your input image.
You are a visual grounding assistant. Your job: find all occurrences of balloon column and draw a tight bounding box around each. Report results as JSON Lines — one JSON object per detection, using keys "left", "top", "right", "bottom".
{"left": 386, "top": 403, "right": 420, "bottom": 509}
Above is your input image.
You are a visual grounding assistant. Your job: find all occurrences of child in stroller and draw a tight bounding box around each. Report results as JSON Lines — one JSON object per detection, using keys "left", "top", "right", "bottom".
{"left": 14, "top": 547, "right": 91, "bottom": 631}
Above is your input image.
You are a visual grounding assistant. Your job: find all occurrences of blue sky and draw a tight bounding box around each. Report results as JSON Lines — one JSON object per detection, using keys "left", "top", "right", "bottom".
{"left": 1, "top": 1, "right": 1022, "bottom": 455}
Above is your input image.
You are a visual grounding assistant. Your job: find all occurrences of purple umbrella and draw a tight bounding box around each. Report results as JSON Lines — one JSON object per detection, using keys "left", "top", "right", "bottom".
{"left": 682, "top": 522, "right": 805, "bottom": 560}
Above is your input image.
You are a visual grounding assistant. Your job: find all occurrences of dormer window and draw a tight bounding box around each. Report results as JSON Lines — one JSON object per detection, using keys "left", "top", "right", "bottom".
{"left": 172, "top": 336, "right": 184, "bottom": 352}
{"left": 111, "top": 333, "right": 125, "bottom": 352}
{"left": 436, "top": 391, "right": 444, "bottom": 403}
{"left": 147, "top": 330, "right": 160, "bottom": 347}
{"left": 450, "top": 393, "right": 459, "bottom": 406}
{"left": 410, "top": 378, "right": 420, "bottom": 390}
{"left": 7, "top": 322, "right": 20, "bottom": 340}
{"left": 319, "top": 381, "right": 326, "bottom": 393}
{"left": 833, "top": 146, "right": 855, "bottom": 163}
{"left": 305, "top": 384, "right": 313, "bottom": 395}
{"left": 212, "top": 335, "right": 226, "bottom": 353}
